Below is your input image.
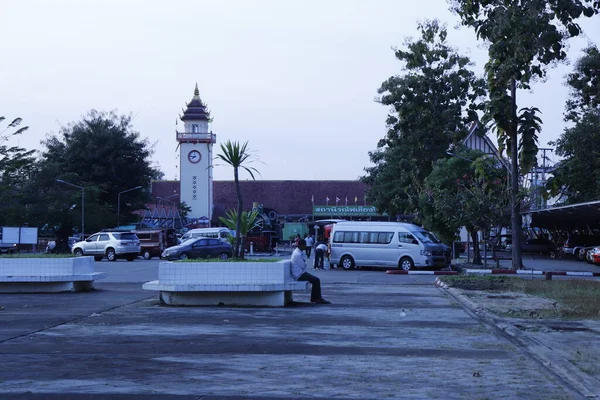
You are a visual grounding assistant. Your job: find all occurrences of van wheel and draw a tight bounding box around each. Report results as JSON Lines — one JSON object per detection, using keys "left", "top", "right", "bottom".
{"left": 74, "top": 248, "right": 83, "bottom": 257}
{"left": 340, "top": 255, "right": 355, "bottom": 270}
{"left": 142, "top": 250, "right": 152, "bottom": 260}
{"left": 399, "top": 257, "right": 414, "bottom": 271}
{"left": 106, "top": 248, "right": 117, "bottom": 262}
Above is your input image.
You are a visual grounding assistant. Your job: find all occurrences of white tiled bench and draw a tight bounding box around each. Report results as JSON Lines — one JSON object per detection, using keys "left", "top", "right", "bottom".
{"left": 142, "top": 260, "right": 308, "bottom": 307}
{"left": 0, "top": 257, "right": 106, "bottom": 293}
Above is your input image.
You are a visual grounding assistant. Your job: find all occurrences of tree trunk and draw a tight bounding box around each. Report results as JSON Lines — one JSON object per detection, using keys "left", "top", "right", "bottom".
{"left": 234, "top": 167, "right": 243, "bottom": 259}
{"left": 470, "top": 229, "right": 481, "bottom": 265}
{"left": 510, "top": 79, "right": 523, "bottom": 269}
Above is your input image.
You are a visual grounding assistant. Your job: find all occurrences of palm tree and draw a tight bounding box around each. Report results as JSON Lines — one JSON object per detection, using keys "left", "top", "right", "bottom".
{"left": 215, "top": 140, "right": 260, "bottom": 258}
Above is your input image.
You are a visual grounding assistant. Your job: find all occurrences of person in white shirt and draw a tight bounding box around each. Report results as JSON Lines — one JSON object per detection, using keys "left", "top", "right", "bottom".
{"left": 290, "top": 239, "right": 331, "bottom": 304}
{"left": 305, "top": 234, "right": 314, "bottom": 258}
{"left": 314, "top": 240, "right": 329, "bottom": 269}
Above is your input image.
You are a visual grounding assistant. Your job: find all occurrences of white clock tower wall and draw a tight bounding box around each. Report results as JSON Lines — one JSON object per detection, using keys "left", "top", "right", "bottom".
{"left": 180, "top": 142, "right": 213, "bottom": 220}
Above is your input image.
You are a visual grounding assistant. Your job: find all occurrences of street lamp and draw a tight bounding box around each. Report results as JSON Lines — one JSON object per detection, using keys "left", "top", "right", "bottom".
{"left": 56, "top": 179, "right": 85, "bottom": 240}
{"left": 117, "top": 186, "right": 143, "bottom": 227}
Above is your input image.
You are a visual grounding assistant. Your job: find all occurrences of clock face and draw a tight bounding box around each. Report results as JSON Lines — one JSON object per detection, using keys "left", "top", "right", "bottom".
{"left": 188, "top": 150, "right": 201, "bottom": 164}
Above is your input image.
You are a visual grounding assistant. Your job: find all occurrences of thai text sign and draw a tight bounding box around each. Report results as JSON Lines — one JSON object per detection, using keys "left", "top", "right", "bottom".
{"left": 313, "top": 205, "right": 381, "bottom": 217}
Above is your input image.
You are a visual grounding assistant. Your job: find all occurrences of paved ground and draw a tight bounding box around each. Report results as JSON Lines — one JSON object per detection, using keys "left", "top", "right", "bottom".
{"left": 1, "top": 263, "right": 597, "bottom": 399}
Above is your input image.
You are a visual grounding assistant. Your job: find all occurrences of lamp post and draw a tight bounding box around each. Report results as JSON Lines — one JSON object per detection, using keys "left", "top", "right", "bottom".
{"left": 56, "top": 179, "right": 85, "bottom": 240}
{"left": 117, "top": 186, "right": 143, "bottom": 227}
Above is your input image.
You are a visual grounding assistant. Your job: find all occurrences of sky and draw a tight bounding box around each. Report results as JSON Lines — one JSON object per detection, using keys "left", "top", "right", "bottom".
{"left": 2, "top": 0, "right": 599, "bottom": 182}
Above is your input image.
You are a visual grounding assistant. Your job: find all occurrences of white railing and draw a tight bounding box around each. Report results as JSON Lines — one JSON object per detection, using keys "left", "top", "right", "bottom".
{"left": 176, "top": 132, "right": 216, "bottom": 143}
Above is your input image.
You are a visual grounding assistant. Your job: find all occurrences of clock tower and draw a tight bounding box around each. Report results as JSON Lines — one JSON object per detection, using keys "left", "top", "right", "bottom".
{"left": 177, "top": 84, "right": 216, "bottom": 223}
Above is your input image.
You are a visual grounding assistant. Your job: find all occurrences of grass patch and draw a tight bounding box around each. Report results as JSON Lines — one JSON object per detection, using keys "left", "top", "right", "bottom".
{"left": 177, "top": 257, "right": 278, "bottom": 263}
{"left": 440, "top": 275, "right": 600, "bottom": 319}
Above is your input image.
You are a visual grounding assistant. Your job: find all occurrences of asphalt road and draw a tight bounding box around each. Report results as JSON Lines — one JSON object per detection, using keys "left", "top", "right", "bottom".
{"left": 1, "top": 258, "right": 592, "bottom": 399}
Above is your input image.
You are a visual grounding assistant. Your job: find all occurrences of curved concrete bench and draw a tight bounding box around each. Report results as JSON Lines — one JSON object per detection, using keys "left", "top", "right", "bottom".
{"left": 143, "top": 260, "right": 308, "bottom": 307}
{"left": 0, "top": 256, "right": 105, "bottom": 293}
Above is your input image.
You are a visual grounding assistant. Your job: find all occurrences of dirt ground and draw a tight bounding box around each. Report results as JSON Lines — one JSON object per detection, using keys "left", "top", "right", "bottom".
{"left": 460, "top": 290, "right": 561, "bottom": 318}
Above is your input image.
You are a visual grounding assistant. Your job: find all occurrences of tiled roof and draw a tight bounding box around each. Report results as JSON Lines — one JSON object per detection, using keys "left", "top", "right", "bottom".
{"left": 180, "top": 84, "right": 210, "bottom": 122}
{"left": 151, "top": 180, "right": 370, "bottom": 216}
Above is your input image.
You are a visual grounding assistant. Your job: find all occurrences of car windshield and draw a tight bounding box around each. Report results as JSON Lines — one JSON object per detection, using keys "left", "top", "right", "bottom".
{"left": 114, "top": 233, "right": 138, "bottom": 241}
{"left": 411, "top": 230, "right": 440, "bottom": 244}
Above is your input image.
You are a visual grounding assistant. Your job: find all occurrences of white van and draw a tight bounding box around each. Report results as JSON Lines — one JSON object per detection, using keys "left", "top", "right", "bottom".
{"left": 329, "top": 221, "right": 450, "bottom": 270}
{"left": 179, "top": 227, "right": 233, "bottom": 244}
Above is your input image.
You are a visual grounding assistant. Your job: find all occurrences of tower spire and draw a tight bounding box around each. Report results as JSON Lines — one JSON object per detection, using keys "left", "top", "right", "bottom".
{"left": 194, "top": 83, "right": 200, "bottom": 98}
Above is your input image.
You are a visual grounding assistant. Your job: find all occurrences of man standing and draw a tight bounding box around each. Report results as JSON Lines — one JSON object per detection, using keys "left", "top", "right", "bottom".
{"left": 314, "top": 240, "right": 328, "bottom": 269}
{"left": 291, "top": 239, "right": 331, "bottom": 304}
{"left": 305, "top": 233, "right": 314, "bottom": 258}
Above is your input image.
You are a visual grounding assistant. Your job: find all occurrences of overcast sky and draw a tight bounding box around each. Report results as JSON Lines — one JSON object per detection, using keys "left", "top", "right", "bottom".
{"left": 2, "top": 0, "right": 599, "bottom": 182}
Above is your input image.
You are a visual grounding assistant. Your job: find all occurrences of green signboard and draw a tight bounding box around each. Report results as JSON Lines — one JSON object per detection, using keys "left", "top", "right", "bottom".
{"left": 313, "top": 205, "right": 382, "bottom": 217}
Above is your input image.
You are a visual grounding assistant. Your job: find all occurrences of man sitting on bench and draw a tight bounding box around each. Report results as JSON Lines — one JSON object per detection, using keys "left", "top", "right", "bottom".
{"left": 291, "top": 239, "right": 331, "bottom": 305}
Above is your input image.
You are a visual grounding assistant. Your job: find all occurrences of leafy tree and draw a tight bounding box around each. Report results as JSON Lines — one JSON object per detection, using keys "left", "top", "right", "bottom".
{"left": 548, "top": 110, "right": 600, "bottom": 204}
{"left": 564, "top": 45, "right": 600, "bottom": 123}
{"left": 362, "top": 20, "right": 486, "bottom": 217}
{"left": 215, "top": 140, "right": 260, "bottom": 259}
{"left": 420, "top": 149, "right": 510, "bottom": 264}
{"left": 177, "top": 201, "right": 192, "bottom": 220}
{"left": 548, "top": 45, "right": 600, "bottom": 203}
{"left": 35, "top": 110, "right": 162, "bottom": 241}
{"left": 0, "top": 115, "right": 36, "bottom": 226}
{"left": 450, "top": 0, "right": 598, "bottom": 269}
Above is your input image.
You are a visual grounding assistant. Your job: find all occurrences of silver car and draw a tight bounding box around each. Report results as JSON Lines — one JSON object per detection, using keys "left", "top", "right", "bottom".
{"left": 72, "top": 231, "right": 141, "bottom": 261}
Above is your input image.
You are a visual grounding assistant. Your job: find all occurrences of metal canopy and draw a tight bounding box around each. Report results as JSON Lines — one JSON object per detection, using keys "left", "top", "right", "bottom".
{"left": 526, "top": 200, "right": 600, "bottom": 230}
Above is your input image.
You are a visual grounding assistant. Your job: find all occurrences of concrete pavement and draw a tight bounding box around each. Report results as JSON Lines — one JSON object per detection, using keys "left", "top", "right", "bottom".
{"left": 0, "top": 266, "right": 591, "bottom": 399}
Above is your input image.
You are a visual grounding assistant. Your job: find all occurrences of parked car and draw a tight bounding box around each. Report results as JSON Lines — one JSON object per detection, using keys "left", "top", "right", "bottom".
{"left": 161, "top": 237, "right": 232, "bottom": 261}
{"left": 506, "top": 238, "right": 557, "bottom": 254}
{"left": 586, "top": 246, "right": 600, "bottom": 265}
{"left": 45, "top": 236, "right": 78, "bottom": 254}
{"left": 71, "top": 231, "right": 141, "bottom": 261}
{"left": 562, "top": 234, "right": 600, "bottom": 261}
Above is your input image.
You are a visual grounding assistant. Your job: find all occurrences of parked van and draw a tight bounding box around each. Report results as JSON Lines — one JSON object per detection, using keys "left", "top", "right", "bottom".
{"left": 179, "top": 227, "right": 233, "bottom": 244}
{"left": 329, "top": 222, "right": 450, "bottom": 270}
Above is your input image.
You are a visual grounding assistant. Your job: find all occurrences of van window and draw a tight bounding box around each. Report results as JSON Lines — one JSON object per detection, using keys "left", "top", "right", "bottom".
{"left": 412, "top": 230, "right": 440, "bottom": 244}
{"left": 334, "top": 230, "right": 393, "bottom": 244}
{"left": 398, "top": 232, "right": 417, "bottom": 244}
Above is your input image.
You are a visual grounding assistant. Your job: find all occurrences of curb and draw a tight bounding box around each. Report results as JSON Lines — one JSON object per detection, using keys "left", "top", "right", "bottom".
{"left": 386, "top": 270, "right": 458, "bottom": 275}
{"left": 464, "top": 269, "right": 600, "bottom": 276}
{"left": 434, "top": 277, "right": 600, "bottom": 397}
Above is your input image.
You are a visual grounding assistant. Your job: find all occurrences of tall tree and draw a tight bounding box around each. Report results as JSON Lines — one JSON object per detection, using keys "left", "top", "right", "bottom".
{"left": 564, "top": 45, "right": 600, "bottom": 123}
{"left": 548, "top": 46, "right": 600, "bottom": 203}
{"left": 0, "top": 115, "right": 36, "bottom": 226}
{"left": 450, "top": 0, "right": 599, "bottom": 269}
{"left": 216, "top": 140, "right": 260, "bottom": 259}
{"left": 362, "top": 20, "right": 486, "bottom": 217}
{"left": 35, "top": 110, "right": 162, "bottom": 239}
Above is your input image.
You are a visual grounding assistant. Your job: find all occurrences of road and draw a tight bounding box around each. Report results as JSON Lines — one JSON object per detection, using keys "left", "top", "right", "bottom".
{"left": 0, "top": 258, "right": 596, "bottom": 399}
